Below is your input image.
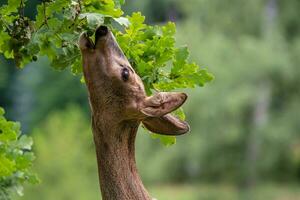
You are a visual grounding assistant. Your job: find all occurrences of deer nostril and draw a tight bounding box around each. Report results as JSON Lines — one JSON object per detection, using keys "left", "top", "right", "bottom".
{"left": 96, "top": 25, "right": 108, "bottom": 38}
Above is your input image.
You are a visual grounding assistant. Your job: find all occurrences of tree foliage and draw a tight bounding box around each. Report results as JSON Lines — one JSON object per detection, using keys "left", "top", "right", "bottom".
{"left": 0, "top": 107, "right": 39, "bottom": 199}
{"left": 0, "top": 0, "right": 213, "bottom": 145}
{"left": 0, "top": 0, "right": 213, "bottom": 89}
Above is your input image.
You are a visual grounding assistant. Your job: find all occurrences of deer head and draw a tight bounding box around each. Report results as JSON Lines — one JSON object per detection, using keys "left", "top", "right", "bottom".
{"left": 79, "top": 26, "right": 189, "bottom": 135}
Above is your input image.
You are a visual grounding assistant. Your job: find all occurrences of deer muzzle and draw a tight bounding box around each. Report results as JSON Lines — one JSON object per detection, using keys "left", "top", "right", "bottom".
{"left": 95, "top": 25, "right": 109, "bottom": 42}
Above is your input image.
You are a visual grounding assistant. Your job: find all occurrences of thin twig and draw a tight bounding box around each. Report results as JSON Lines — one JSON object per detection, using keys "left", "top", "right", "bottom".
{"left": 70, "top": 0, "right": 82, "bottom": 28}
{"left": 19, "top": 0, "right": 25, "bottom": 18}
{"left": 43, "top": 2, "right": 48, "bottom": 26}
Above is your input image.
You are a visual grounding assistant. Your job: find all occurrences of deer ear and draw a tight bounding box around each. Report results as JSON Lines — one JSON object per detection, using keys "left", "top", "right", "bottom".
{"left": 142, "top": 114, "right": 190, "bottom": 135}
{"left": 141, "top": 92, "right": 187, "bottom": 117}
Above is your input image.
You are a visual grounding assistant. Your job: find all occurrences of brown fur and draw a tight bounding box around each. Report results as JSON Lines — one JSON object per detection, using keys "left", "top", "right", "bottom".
{"left": 79, "top": 26, "right": 190, "bottom": 200}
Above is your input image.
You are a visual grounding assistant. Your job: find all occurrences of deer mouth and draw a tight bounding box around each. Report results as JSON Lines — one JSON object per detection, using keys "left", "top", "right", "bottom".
{"left": 79, "top": 25, "right": 126, "bottom": 60}
{"left": 79, "top": 25, "right": 118, "bottom": 51}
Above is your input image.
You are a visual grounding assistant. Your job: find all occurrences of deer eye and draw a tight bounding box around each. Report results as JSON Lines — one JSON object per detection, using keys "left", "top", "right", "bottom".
{"left": 121, "top": 68, "right": 130, "bottom": 82}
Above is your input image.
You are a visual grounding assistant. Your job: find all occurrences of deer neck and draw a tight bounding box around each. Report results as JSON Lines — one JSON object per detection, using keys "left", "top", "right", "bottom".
{"left": 91, "top": 115, "right": 151, "bottom": 200}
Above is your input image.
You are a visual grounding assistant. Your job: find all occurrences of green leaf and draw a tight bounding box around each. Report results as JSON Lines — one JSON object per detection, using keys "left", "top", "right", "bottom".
{"left": 127, "top": 12, "right": 146, "bottom": 33}
{"left": 114, "top": 0, "right": 125, "bottom": 8}
{"left": 173, "top": 107, "right": 186, "bottom": 120}
{"left": 0, "top": 107, "right": 39, "bottom": 198}
{"left": 171, "top": 46, "right": 189, "bottom": 75}
{"left": 14, "top": 184, "right": 23, "bottom": 196}
{"left": 113, "top": 17, "right": 130, "bottom": 27}
{"left": 18, "top": 135, "right": 33, "bottom": 150}
{"left": 80, "top": 13, "right": 105, "bottom": 29}
{"left": 84, "top": 0, "right": 123, "bottom": 17}
{"left": 0, "top": 128, "right": 17, "bottom": 143}
{"left": 0, "top": 154, "right": 16, "bottom": 177}
{"left": 27, "top": 174, "right": 40, "bottom": 185}
{"left": 151, "top": 134, "right": 176, "bottom": 146}
{"left": 71, "top": 57, "right": 82, "bottom": 74}
{"left": 51, "top": 46, "right": 80, "bottom": 70}
{"left": 15, "top": 152, "right": 35, "bottom": 170}
{"left": 80, "top": 76, "right": 85, "bottom": 83}
{"left": 0, "top": 107, "right": 4, "bottom": 116}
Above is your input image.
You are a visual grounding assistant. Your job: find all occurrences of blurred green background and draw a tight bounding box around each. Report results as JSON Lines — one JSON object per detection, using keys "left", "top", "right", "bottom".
{"left": 1, "top": 0, "right": 300, "bottom": 199}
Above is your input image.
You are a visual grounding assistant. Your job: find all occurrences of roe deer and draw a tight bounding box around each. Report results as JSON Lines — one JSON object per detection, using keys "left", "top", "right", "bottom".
{"left": 79, "top": 26, "right": 190, "bottom": 200}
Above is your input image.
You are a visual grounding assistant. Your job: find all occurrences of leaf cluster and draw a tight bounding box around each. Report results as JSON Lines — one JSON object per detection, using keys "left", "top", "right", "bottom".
{"left": 0, "top": 107, "right": 39, "bottom": 199}
{"left": 0, "top": 0, "right": 213, "bottom": 145}
{"left": 115, "top": 12, "right": 213, "bottom": 94}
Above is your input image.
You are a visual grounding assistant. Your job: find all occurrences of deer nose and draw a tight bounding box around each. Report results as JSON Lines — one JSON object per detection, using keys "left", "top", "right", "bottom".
{"left": 96, "top": 25, "right": 109, "bottom": 38}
